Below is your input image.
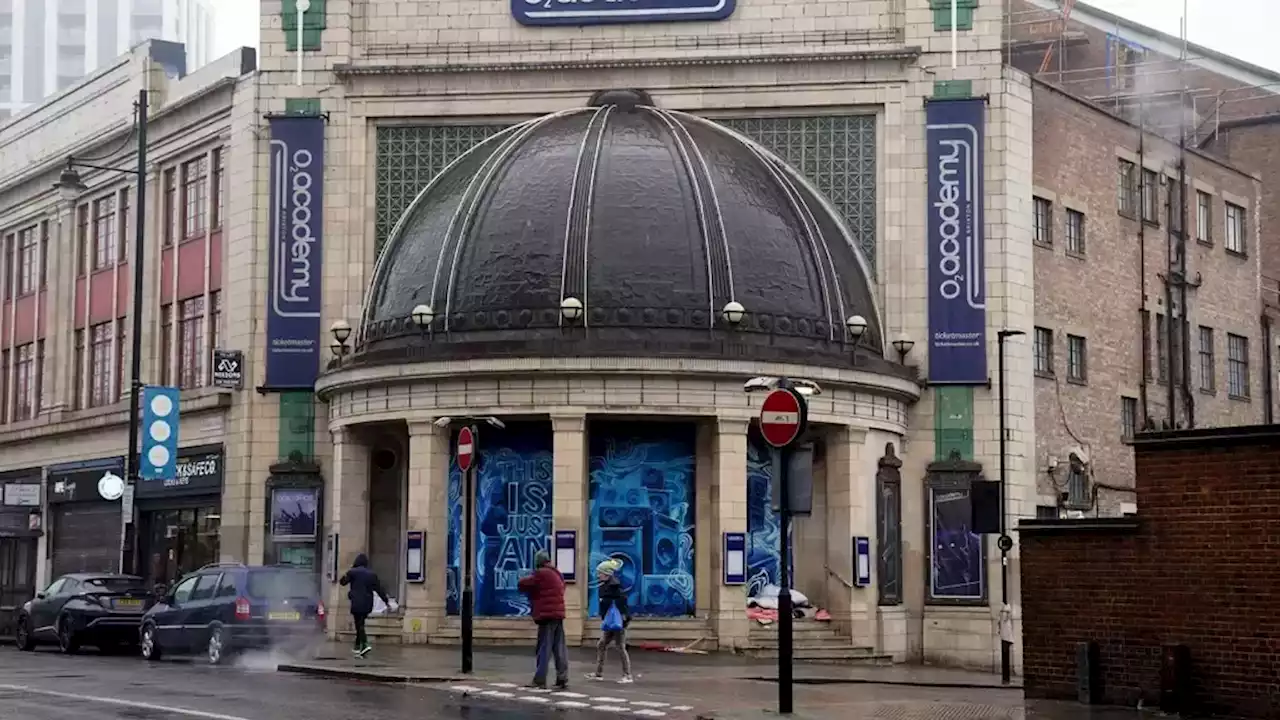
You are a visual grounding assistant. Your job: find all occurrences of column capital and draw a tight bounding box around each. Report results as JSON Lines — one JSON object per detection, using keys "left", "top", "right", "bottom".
{"left": 407, "top": 420, "right": 444, "bottom": 437}
{"left": 551, "top": 412, "right": 586, "bottom": 433}
{"left": 715, "top": 417, "right": 751, "bottom": 436}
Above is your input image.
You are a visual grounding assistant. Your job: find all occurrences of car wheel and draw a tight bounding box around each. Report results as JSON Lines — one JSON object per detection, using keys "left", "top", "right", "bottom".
{"left": 56, "top": 615, "right": 80, "bottom": 655}
{"left": 140, "top": 624, "right": 162, "bottom": 661}
{"left": 13, "top": 615, "right": 34, "bottom": 652}
{"left": 206, "top": 626, "right": 225, "bottom": 666}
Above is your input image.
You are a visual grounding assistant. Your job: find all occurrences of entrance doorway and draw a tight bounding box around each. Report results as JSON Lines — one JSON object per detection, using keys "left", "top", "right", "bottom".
{"left": 140, "top": 507, "right": 220, "bottom": 587}
{"left": 0, "top": 537, "right": 37, "bottom": 636}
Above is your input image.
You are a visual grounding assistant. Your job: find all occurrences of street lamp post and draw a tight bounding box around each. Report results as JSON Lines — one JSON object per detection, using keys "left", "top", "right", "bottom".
{"left": 996, "top": 328, "right": 1024, "bottom": 687}
{"left": 54, "top": 88, "right": 148, "bottom": 574}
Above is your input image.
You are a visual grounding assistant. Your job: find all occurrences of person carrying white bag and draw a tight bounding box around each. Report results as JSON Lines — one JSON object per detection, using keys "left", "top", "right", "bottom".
{"left": 339, "top": 553, "right": 391, "bottom": 657}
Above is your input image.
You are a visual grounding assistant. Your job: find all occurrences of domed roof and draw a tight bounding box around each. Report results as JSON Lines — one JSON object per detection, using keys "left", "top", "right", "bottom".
{"left": 353, "top": 91, "right": 888, "bottom": 371}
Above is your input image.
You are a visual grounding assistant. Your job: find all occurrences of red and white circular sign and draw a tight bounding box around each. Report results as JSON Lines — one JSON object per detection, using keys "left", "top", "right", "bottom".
{"left": 457, "top": 426, "right": 476, "bottom": 472}
{"left": 759, "top": 388, "right": 804, "bottom": 448}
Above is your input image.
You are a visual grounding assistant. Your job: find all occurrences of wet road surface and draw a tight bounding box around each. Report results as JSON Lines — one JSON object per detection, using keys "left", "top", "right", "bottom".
{"left": 0, "top": 646, "right": 571, "bottom": 720}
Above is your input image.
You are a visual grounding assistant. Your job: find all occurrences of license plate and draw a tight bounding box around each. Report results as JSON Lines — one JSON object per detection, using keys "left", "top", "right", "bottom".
{"left": 268, "top": 611, "right": 301, "bottom": 621}
{"left": 114, "top": 598, "right": 143, "bottom": 610}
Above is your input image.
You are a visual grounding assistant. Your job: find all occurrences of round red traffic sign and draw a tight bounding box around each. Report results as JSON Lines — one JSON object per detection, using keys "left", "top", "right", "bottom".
{"left": 759, "top": 388, "right": 805, "bottom": 448}
{"left": 457, "top": 426, "right": 476, "bottom": 472}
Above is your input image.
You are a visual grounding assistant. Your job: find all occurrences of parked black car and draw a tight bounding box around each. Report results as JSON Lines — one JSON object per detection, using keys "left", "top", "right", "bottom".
{"left": 14, "top": 574, "right": 156, "bottom": 654}
{"left": 139, "top": 563, "right": 326, "bottom": 665}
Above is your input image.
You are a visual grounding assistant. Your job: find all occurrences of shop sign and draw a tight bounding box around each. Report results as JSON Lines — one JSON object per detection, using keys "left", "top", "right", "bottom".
{"left": 512, "top": 0, "right": 737, "bottom": 27}
{"left": 135, "top": 449, "right": 224, "bottom": 498}
{"left": 3, "top": 482, "right": 40, "bottom": 507}
{"left": 47, "top": 457, "right": 125, "bottom": 504}
{"left": 212, "top": 349, "right": 244, "bottom": 389}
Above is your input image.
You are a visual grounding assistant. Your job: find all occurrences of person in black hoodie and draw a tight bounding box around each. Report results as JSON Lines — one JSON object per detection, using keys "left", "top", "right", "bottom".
{"left": 339, "top": 553, "right": 390, "bottom": 657}
{"left": 585, "top": 559, "right": 633, "bottom": 683}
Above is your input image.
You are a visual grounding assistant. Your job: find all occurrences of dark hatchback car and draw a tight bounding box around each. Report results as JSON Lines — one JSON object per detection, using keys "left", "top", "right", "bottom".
{"left": 14, "top": 574, "right": 156, "bottom": 654}
{"left": 139, "top": 563, "right": 326, "bottom": 665}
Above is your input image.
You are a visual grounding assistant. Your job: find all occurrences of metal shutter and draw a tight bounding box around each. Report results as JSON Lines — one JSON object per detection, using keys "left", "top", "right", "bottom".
{"left": 51, "top": 504, "right": 121, "bottom": 577}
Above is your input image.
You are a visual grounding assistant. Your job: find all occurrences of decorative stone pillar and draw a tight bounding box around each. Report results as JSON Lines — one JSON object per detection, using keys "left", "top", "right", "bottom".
{"left": 825, "top": 425, "right": 873, "bottom": 646}
{"left": 693, "top": 421, "right": 715, "bottom": 622}
{"left": 552, "top": 413, "right": 588, "bottom": 645}
{"left": 403, "top": 420, "right": 449, "bottom": 641}
{"left": 711, "top": 418, "right": 750, "bottom": 651}
{"left": 42, "top": 203, "right": 73, "bottom": 414}
{"left": 327, "top": 426, "right": 370, "bottom": 636}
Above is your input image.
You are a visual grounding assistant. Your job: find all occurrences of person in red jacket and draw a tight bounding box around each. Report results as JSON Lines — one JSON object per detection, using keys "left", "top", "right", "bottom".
{"left": 518, "top": 550, "right": 569, "bottom": 689}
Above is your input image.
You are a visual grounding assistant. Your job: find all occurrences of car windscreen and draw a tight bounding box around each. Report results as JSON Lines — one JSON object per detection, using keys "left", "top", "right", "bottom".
{"left": 246, "top": 570, "right": 318, "bottom": 600}
{"left": 83, "top": 577, "right": 144, "bottom": 592}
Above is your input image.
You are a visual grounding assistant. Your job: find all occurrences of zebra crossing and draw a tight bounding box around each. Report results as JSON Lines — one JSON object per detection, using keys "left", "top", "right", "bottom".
{"left": 447, "top": 682, "right": 697, "bottom": 717}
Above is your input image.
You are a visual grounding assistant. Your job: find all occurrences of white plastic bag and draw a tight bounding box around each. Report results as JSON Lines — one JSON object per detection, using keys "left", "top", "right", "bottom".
{"left": 372, "top": 595, "right": 388, "bottom": 615}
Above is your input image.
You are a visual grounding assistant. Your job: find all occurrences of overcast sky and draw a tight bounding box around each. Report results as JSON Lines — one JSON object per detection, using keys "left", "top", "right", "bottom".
{"left": 213, "top": 0, "right": 1280, "bottom": 74}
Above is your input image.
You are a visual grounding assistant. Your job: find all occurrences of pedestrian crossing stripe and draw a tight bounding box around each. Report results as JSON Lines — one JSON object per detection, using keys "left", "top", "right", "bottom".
{"left": 632, "top": 700, "right": 670, "bottom": 707}
{"left": 449, "top": 682, "right": 688, "bottom": 717}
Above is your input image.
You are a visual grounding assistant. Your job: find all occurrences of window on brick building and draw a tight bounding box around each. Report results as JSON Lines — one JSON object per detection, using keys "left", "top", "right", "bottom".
{"left": 1121, "top": 396, "right": 1138, "bottom": 440}
{"left": 1, "top": 234, "right": 10, "bottom": 301}
{"left": 88, "top": 321, "right": 113, "bottom": 408}
{"left": 1117, "top": 159, "right": 1137, "bottom": 216}
{"left": 182, "top": 156, "right": 209, "bottom": 239}
{"left": 212, "top": 148, "right": 224, "bottom": 230}
{"left": 1196, "top": 191, "right": 1212, "bottom": 245}
{"left": 1227, "top": 333, "right": 1249, "bottom": 399}
{"left": 73, "top": 329, "right": 84, "bottom": 409}
{"left": 1066, "top": 335, "right": 1087, "bottom": 383}
{"left": 1033, "top": 327, "right": 1054, "bottom": 377}
{"left": 1066, "top": 458, "right": 1089, "bottom": 508}
{"left": 1198, "top": 326, "right": 1215, "bottom": 394}
{"left": 1141, "top": 310, "right": 1152, "bottom": 381}
{"left": 1033, "top": 197, "right": 1052, "bottom": 246}
{"left": 13, "top": 341, "right": 39, "bottom": 421}
{"left": 0, "top": 349, "right": 8, "bottom": 423}
{"left": 210, "top": 290, "right": 222, "bottom": 349}
{"left": 163, "top": 168, "right": 177, "bottom": 247}
{"left": 1065, "top": 209, "right": 1085, "bottom": 256}
{"left": 178, "top": 296, "right": 206, "bottom": 389}
{"left": 159, "top": 303, "right": 173, "bottom": 386}
{"left": 16, "top": 225, "right": 37, "bottom": 295}
{"left": 75, "top": 204, "right": 89, "bottom": 276}
{"left": 1225, "top": 202, "right": 1246, "bottom": 255}
{"left": 1141, "top": 169, "right": 1159, "bottom": 223}
{"left": 92, "top": 194, "right": 117, "bottom": 271}
{"left": 119, "top": 189, "right": 130, "bottom": 261}
{"left": 1156, "top": 313, "right": 1168, "bottom": 384}
{"left": 116, "top": 320, "right": 127, "bottom": 403}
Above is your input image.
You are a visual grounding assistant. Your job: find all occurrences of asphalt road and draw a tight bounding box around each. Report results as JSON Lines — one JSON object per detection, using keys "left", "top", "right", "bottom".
{"left": 0, "top": 646, "right": 573, "bottom": 720}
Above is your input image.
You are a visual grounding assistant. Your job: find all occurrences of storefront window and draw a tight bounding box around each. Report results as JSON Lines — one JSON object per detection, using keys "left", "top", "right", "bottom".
{"left": 143, "top": 506, "right": 220, "bottom": 586}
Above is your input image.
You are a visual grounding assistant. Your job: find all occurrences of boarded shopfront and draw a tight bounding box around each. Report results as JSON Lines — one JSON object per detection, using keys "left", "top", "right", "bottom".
{"left": 47, "top": 458, "right": 125, "bottom": 577}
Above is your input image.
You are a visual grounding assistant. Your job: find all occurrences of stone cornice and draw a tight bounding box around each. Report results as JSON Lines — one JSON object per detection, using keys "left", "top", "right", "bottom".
{"left": 334, "top": 45, "right": 922, "bottom": 77}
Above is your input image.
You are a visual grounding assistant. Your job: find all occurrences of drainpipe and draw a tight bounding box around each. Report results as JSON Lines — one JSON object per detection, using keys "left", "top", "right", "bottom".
{"left": 1264, "top": 313, "right": 1275, "bottom": 425}
{"left": 1178, "top": 153, "right": 1193, "bottom": 429}
{"left": 1137, "top": 133, "right": 1150, "bottom": 426}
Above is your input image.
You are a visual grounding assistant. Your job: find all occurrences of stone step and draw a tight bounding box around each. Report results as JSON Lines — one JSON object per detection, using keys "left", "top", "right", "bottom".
{"left": 748, "top": 622, "right": 843, "bottom": 636}
{"left": 746, "top": 646, "right": 892, "bottom": 663}
{"left": 746, "top": 636, "right": 862, "bottom": 650}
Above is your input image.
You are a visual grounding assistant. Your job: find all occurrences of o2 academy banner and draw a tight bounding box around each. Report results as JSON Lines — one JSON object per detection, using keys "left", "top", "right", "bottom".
{"left": 926, "top": 98, "right": 988, "bottom": 385}
{"left": 266, "top": 116, "right": 325, "bottom": 389}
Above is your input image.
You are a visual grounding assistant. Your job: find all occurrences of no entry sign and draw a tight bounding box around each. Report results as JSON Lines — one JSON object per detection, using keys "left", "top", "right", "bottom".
{"left": 759, "top": 388, "right": 807, "bottom": 449}
{"left": 457, "top": 426, "right": 476, "bottom": 472}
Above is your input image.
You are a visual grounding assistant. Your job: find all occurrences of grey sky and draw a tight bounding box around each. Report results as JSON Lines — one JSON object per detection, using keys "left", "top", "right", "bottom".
{"left": 213, "top": 0, "right": 1280, "bottom": 74}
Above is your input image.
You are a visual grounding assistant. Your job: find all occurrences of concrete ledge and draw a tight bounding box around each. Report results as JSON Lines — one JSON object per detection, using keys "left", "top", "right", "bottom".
{"left": 276, "top": 663, "right": 462, "bottom": 684}
{"left": 740, "top": 675, "right": 1024, "bottom": 691}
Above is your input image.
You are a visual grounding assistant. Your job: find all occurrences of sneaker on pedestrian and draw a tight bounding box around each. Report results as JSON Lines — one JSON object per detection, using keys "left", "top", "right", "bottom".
{"left": 617, "top": 675, "right": 634, "bottom": 684}
{"left": 358, "top": 644, "right": 372, "bottom": 657}
{"left": 528, "top": 681, "right": 547, "bottom": 690}
{"left": 554, "top": 679, "right": 570, "bottom": 690}
{"left": 584, "top": 672, "right": 604, "bottom": 681}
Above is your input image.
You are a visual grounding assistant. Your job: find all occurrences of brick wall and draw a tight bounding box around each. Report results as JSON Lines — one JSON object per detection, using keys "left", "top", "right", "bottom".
{"left": 1018, "top": 425, "right": 1280, "bottom": 718}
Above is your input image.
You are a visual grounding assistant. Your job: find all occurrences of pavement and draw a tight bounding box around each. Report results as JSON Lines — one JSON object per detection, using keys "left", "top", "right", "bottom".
{"left": 0, "top": 641, "right": 1160, "bottom": 720}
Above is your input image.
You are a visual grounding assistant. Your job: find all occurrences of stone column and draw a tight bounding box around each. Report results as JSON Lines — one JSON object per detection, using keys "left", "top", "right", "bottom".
{"left": 327, "top": 426, "right": 370, "bottom": 637}
{"left": 825, "top": 426, "right": 873, "bottom": 646}
{"left": 693, "top": 421, "right": 715, "bottom": 622}
{"left": 44, "top": 202, "right": 75, "bottom": 414}
{"left": 711, "top": 418, "right": 749, "bottom": 651}
{"left": 403, "top": 420, "right": 450, "bottom": 641}
{"left": 552, "top": 413, "right": 588, "bottom": 646}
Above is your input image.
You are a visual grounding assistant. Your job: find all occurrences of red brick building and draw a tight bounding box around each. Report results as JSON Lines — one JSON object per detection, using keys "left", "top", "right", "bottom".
{"left": 1018, "top": 424, "right": 1280, "bottom": 717}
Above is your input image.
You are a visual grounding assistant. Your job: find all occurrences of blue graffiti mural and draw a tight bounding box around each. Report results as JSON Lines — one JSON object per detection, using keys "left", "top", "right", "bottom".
{"left": 446, "top": 422, "right": 554, "bottom": 617}
{"left": 745, "top": 433, "right": 794, "bottom": 598}
{"left": 588, "top": 423, "right": 696, "bottom": 618}
{"left": 929, "top": 487, "right": 984, "bottom": 600}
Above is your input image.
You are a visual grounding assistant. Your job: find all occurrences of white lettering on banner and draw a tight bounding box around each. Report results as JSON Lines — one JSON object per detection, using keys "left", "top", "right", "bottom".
{"left": 929, "top": 125, "right": 985, "bottom": 311}
{"left": 270, "top": 140, "right": 320, "bottom": 320}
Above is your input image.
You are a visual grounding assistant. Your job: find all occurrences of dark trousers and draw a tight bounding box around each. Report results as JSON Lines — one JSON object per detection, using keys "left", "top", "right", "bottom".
{"left": 533, "top": 620, "right": 569, "bottom": 686}
{"left": 353, "top": 613, "right": 369, "bottom": 649}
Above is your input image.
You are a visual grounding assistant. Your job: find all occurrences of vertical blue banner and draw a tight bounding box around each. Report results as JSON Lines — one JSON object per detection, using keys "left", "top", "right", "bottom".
{"left": 926, "top": 98, "right": 987, "bottom": 385}
{"left": 139, "top": 386, "right": 180, "bottom": 480}
{"left": 266, "top": 116, "right": 325, "bottom": 389}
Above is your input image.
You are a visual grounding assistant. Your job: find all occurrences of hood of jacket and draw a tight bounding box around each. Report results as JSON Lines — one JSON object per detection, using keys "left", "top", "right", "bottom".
{"left": 353, "top": 553, "right": 369, "bottom": 568}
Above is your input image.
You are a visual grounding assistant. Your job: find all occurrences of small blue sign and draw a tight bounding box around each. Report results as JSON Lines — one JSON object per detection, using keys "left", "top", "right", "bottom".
{"left": 140, "top": 386, "right": 180, "bottom": 481}
{"left": 723, "top": 532, "right": 746, "bottom": 586}
{"left": 854, "top": 536, "right": 871, "bottom": 587}
{"left": 925, "top": 98, "right": 988, "bottom": 385}
{"left": 512, "top": 0, "right": 736, "bottom": 27}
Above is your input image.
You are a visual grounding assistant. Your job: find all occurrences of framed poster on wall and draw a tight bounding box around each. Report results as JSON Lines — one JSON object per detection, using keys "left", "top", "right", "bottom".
{"left": 271, "top": 487, "right": 319, "bottom": 541}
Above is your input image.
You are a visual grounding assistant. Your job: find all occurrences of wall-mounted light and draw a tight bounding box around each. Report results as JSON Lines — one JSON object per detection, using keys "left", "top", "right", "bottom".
{"left": 330, "top": 319, "right": 352, "bottom": 357}
{"left": 721, "top": 300, "right": 745, "bottom": 326}
{"left": 410, "top": 304, "right": 435, "bottom": 330}
{"left": 845, "top": 314, "right": 867, "bottom": 344}
{"left": 560, "top": 296, "right": 584, "bottom": 323}
{"left": 891, "top": 332, "right": 915, "bottom": 362}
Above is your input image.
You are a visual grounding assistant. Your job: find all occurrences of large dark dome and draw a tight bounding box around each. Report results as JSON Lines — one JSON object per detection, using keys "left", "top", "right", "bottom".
{"left": 354, "top": 91, "right": 887, "bottom": 370}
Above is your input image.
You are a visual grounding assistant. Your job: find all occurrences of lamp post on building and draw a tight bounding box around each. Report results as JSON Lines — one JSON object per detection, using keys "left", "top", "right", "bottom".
{"left": 54, "top": 88, "right": 149, "bottom": 574}
{"left": 996, "top": 328, "right": 1024, "bottom": 686}
{"left": 433, "top": 414, "right": 505, "bottom": 674}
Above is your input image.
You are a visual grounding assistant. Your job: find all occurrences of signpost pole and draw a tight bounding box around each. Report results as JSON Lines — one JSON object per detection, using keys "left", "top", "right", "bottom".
{"left": 458, "top": 425, "right": 477, "bottom": 674}
{"left": 776, "top": 444, "right": 794, "bottom": 715}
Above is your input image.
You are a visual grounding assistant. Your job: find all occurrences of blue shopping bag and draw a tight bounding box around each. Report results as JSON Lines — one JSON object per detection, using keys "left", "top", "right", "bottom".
{"left": 602, "top": 605, "right": 624, "bottom": 632}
